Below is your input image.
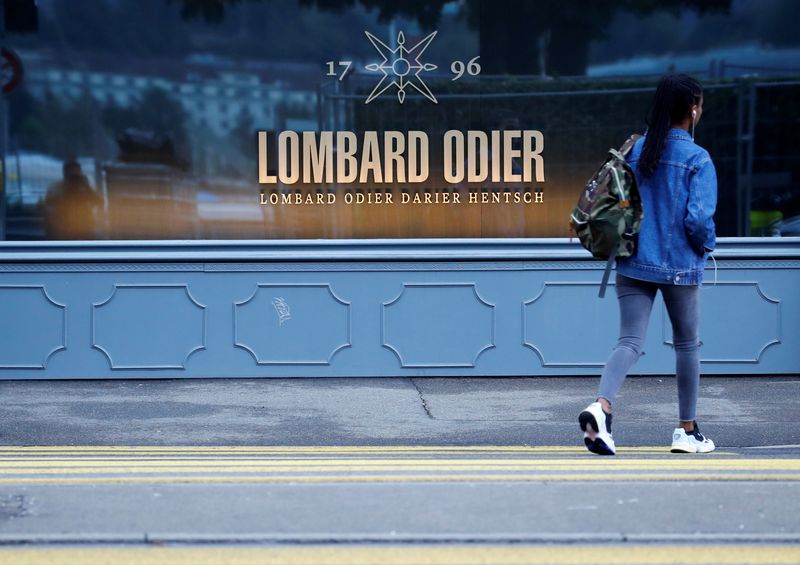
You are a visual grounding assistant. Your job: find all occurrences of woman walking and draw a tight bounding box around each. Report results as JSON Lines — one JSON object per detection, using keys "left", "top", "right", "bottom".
{"left": 579, "top": 73, "right": 718, "bottom": 456}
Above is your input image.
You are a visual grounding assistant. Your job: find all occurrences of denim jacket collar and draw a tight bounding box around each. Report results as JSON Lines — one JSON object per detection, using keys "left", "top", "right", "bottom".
{"left": 666, "top": 127, "right": 693, "bottom": 142}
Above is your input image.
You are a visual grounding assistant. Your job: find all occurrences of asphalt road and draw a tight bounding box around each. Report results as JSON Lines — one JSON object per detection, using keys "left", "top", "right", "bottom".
{"left": 0, "top": 376, "right": 798, "bottom": 564}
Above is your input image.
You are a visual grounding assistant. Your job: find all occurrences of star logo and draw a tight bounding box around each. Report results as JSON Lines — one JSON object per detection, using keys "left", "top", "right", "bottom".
{"left": 363, "top": 30, "right": 438, "bottom": 104}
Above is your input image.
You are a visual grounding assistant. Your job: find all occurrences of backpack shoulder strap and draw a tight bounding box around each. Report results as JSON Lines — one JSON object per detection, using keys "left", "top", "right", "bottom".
{"left": 618, "top": 133, "right": 642, "bottom": 157}
{"left": 598, "top": 244, "right": 618, "bottom": 298}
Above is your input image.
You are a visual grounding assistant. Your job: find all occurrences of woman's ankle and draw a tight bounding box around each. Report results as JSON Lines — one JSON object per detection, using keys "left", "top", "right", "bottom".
{"left": 596, "top": 397, "right": 612, "bottom": 414}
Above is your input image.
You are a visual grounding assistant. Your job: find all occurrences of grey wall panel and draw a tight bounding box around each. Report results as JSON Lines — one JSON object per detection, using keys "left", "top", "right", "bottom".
{"left": 0, "top": 238, "right": 797, "bottom": 378}
{"left": 234, "top": 283, "right": 351, "bottom": 365}
{"left": 382, "top": 283, "right": 495, "bottom": 368}
{"left": 92, "top": 284, "right": 206, "bottom": 370}
{"left": 0, "top": 285, "right": 66, "bottom": 369}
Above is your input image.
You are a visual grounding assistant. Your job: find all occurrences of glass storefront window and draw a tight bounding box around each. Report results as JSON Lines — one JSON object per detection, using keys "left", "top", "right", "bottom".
{"left": 2, "top": 0, "right": 798, "bottom": 240}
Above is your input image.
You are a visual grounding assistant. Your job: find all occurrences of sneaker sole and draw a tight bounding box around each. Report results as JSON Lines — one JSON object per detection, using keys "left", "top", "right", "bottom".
{"left": 578, "top": 411, "right": 598, "bottom": 434}
{"left": 591, "top": 438, "right": 615, "bottom": 456}
{"left": 578, "top": 411, "right": 615, "bottom": 456}
{"left": 672, "top": 444, "right": 715, "bottom": 454}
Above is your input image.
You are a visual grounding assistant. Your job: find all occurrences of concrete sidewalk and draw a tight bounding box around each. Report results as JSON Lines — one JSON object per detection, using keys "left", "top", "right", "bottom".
{"left": 1, "top": 376, "right": 797, "bottom": 447}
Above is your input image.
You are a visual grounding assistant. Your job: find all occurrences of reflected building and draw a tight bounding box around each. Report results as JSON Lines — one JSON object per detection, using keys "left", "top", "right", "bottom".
{"left": 21, "top": 49, "right": 319, "bottom": 136}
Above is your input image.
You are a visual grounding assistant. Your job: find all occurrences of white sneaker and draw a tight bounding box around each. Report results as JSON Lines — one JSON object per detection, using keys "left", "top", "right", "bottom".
{"left": 671, "top": 422, "right": 715, "bottom": 453}
{"left": 579, "top": 401, "right": 616, "bottom": 455}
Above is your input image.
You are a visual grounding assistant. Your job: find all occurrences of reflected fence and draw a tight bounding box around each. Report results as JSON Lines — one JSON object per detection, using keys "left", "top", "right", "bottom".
{"left": 318, "top": 75, "right": 800, "bottom": 239}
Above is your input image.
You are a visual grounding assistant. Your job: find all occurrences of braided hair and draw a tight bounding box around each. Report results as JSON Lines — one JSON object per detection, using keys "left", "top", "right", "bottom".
{"left": 639, "top": 73, "right": 703, "bottom": 177}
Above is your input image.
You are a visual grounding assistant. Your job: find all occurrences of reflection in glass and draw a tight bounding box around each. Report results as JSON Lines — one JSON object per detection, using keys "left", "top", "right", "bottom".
{"left": 3, "top": 0, "right": 799, "bottom": 240}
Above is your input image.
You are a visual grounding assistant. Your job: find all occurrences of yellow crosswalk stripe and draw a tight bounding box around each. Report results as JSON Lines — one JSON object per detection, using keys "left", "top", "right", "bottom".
{"left": 0, "top": 450, "right": 740, "bottom": 459}
{"left": 0, "top": 445, "right": 733, "bottom": 453}
{"left": 0, "top": 446, "right": 793, "bottom": 484}
{"left": 0, "top": 544, "right": 798, "bottom": 565}
{"left": 0, "top": 461, "right": 796, "bottom": 472}
{"left": 0, "top": 457, "right": 784, "bottom": 466}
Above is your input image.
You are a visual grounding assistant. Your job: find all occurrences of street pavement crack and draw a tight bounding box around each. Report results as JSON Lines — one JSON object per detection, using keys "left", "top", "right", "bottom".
{"left": 409, "top": 378, "right": 435, "bottom": 420}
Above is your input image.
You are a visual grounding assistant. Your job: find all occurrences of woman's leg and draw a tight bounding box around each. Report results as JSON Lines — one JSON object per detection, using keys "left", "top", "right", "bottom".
{"left": 596, "top": 273, "right": 657, "bottom": 410}
{"left": 661, "top": 283, "right": 701, "bottom": 425}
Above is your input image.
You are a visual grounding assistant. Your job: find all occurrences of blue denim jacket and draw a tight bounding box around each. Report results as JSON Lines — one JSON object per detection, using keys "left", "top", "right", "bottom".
{"left": 616, "top": 127, "right": 718, "bottom": 285}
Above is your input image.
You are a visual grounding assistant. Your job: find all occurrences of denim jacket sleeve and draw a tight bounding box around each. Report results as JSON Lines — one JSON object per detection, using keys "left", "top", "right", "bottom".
{"left": 684, "top": 155, "right": 718, "bottom": 254}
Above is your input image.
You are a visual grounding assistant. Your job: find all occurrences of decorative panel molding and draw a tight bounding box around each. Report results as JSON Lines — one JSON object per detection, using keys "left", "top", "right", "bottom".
{"left": 92, "top": 284, "right": 206, "bottom": 369}
{"left": 234, "top": 283, "right": 351, "bottom": 365}
{"left": 663, "top": 281, "right": 781, "bottom": 363}
{"left": 0, "top": 285, "right": 66, "bottom": 369}
{"left": 523, "top": 282, "right": 619, "bottom": 367}
{"left": 382, "top": 283, "right": 495, "bottom": 368}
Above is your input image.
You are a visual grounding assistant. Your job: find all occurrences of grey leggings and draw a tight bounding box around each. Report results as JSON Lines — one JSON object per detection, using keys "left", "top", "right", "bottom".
{"left": 597, "top": 272, "right": 701, "bottom": 422}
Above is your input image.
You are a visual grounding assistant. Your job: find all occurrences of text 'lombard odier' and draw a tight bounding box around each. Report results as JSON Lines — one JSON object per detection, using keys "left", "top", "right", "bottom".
{"left": 257, "top": 130, "right": 545, "bottom": 185}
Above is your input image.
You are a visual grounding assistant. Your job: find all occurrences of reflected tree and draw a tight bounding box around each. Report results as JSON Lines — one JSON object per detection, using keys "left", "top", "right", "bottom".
{"left": 172, "top": 0, "right": 731, "bottom": 75}
{"left": 10, "top": 89, "right": 99, "bottom": 159}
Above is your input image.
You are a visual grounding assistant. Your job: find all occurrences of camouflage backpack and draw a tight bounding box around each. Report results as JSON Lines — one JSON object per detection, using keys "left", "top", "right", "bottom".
{"left": 570, "top": 134, "right": 643, "bottom": 297}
